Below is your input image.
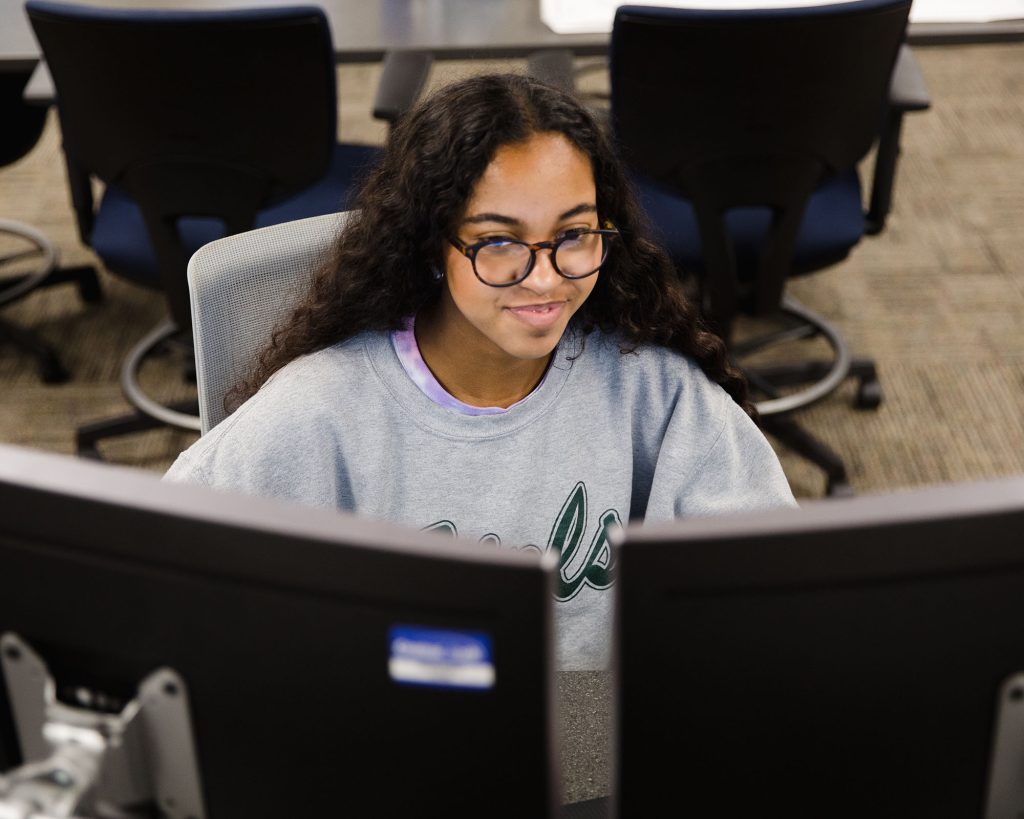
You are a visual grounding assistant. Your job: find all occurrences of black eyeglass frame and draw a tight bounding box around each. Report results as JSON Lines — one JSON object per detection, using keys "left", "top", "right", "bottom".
{"left": 448, "top": 221, "right": 620, "bottom": 288}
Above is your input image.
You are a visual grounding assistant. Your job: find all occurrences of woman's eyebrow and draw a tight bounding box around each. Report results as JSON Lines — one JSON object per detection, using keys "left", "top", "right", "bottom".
{"left": 462, "top": 203, "right": 597, "bottom": 226}
{"left": 463, "top": 212, "right": 520, "bottom": 226}
{"left": 558, "top": 203, "right": 598, "bottom": 220}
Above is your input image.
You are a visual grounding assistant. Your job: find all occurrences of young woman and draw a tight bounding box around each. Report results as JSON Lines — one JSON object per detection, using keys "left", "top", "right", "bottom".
{"left": 165, "top": 73, "right": 795, "bottom": 669}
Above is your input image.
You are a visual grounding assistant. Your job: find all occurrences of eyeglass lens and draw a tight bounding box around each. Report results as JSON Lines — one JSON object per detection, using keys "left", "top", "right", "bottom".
{"left": 474, "top": 232, "right": 607, "bottom": 286}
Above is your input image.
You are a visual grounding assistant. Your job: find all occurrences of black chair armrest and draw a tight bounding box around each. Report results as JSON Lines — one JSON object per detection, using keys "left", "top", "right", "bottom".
{"left": 865, "top": 45, "right": 931, "bottom": 234}
{"left": 372, "top": 50, "right": 433, "bottom": 125}
{"left": 527, "top": 48, "right": 577, "bottom": 94}
{"left": 889, "top": 44, "right": 931, "bottom": 112}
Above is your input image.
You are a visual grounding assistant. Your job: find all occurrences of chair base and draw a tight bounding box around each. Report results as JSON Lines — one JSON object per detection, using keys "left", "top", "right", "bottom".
{"left": 0, "top": 316, "right": 70, "bottom": 383}
{"left": 77, "top": 397, "right": 200, "bottom": 460}
{"left": 76, "top": 318, "right": 200, "bottom": 460}
{"left": 1, "top": 216, "right": 103, "bottom": 383}
{"left": 760, "top": 407, "right": 858, "bottom": 498}
{"left": 750, "top": 357, "right": 882, "bottom": 411}
{"left": 736, "top": 298, "right": 882, "bottom": 497}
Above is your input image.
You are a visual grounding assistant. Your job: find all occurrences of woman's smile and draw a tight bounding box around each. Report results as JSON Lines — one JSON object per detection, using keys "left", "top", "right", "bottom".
{"left": 505, "top": 300, "right": 568, "bottom": 330}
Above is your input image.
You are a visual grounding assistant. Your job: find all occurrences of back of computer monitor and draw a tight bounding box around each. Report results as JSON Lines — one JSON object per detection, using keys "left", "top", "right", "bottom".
{"left": 0, "top": 445, "right": 559, "bottom": 818}
{"left": 614, "top": 477, "right": 1024, "bottom": 819}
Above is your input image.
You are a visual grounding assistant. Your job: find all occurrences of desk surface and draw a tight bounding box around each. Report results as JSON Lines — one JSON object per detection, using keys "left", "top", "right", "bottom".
{"left": 2, "top": 0, "right": 1024, "bottom": 73}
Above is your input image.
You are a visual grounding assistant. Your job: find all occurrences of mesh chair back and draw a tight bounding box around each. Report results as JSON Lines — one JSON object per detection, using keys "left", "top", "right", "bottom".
{"left": 610, "top": 0, "right": 910, "bottom": 326}
{"left": 27, "top": 1, "right": 339, "bottom": 327}
{"left": 187, "top": 212, "right": 349, "bottom": 434}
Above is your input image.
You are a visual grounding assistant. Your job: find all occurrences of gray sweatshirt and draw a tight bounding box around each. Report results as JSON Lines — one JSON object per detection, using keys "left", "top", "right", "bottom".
{"left": 165, "top": 327, "right": 796, "bottom": 669}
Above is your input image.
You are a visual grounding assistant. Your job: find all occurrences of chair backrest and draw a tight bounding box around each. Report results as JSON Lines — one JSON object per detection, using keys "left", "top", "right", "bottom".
{"left": 26, "top": 0, "right": 339, "bottom": 327}
{"left": 610, "top": 0, "right": 911, "bottom": 329}
{"left": 187, "top": 211, "right": 349, "bottom": 434}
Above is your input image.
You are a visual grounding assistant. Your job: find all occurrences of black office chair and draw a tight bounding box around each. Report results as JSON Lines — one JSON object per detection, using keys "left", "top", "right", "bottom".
{"left": 27, "top": 1, "right": 424, "bottom": 459}
{"left": 1, "top": 69, "right": 101, "bottom": 382}
{"left": 609, "top": 0, "right": 930, "bottom": 496}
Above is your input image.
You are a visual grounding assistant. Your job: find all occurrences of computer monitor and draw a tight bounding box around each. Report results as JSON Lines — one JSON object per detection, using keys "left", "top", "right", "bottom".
{"left": 0, "top": 444, "right": 559, "bottom": 818}
{"left": 614, "top": 476, "right": 1024, "bottom": 819}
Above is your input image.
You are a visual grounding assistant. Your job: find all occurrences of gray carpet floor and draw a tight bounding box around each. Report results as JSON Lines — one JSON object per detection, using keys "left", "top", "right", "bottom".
{"left": 2, "top": 47, "right": 1023, "bottom": 804}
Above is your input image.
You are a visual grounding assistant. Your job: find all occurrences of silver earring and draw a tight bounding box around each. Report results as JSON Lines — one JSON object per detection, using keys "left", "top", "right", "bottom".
{"left": 430, "top": 265, "right": 445, "bottom": 282}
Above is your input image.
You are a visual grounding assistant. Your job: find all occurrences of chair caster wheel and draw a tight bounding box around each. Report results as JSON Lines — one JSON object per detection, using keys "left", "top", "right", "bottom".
{"left": 40, "top": 358, "right": 69, "bottom": 384}
{"left": 75, "top": 433, "right": 103, "bottom": 460}
{"left": 79, "top": 271, "right": 103, "bottom": 303}
{"left": 41, "top": 368, "right": 69, "bottom": 384}
{"left": 855, "top": 379, "right": 882, "bottom": 410}
{"left": 827, "top": 478, "right": 855, "bottom": 498}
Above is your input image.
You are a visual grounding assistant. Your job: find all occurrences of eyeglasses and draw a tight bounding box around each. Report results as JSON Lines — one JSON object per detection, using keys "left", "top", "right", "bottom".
{"left": 449, "top": 222, "right": 620, "bottom": 287}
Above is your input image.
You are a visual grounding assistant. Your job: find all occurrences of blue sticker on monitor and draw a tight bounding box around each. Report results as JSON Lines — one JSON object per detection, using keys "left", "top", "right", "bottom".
{"left": 388, "top": 625, "right": 495, "bottom": 690}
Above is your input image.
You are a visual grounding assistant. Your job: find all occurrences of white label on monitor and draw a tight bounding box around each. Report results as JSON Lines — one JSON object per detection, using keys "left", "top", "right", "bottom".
{"left": 388, "top": 625, "right": 495, "bottom": 691}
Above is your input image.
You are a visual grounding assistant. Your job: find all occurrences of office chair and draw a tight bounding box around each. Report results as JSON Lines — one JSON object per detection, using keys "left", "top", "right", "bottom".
{"left": 609, "top": 0, "right": 930, "bottom": 496}
{"left": 185, "top": 212, "right": 348, "bottom": 435}
{"left": 1, "top": 69, "right": 101, "bottom": 382}
{"left": 26, "top": 1, "right": 424, "bottom": 459}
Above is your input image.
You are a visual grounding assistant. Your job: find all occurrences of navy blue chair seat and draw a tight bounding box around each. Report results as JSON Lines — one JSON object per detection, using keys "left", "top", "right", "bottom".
{"left": 92, "top": 143, "right": 380, "bottom": 288}
{"left": 637, "top": 168, "right": 865, "bottom": 283}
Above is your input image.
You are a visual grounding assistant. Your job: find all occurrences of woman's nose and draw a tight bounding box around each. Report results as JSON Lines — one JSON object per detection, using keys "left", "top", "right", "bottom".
{"left": 523, "top": 247, "right": 561, "bottom": 290}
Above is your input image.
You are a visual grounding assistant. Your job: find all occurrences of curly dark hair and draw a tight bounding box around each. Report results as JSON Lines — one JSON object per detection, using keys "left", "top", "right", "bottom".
{"left": 230, "top": 72, "right": 753, "bottom": 417}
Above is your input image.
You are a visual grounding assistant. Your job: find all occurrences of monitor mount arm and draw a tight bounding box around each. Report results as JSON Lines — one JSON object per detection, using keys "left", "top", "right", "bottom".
{"left": 0, "top": 633, "right": 205, "bottom": 819}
